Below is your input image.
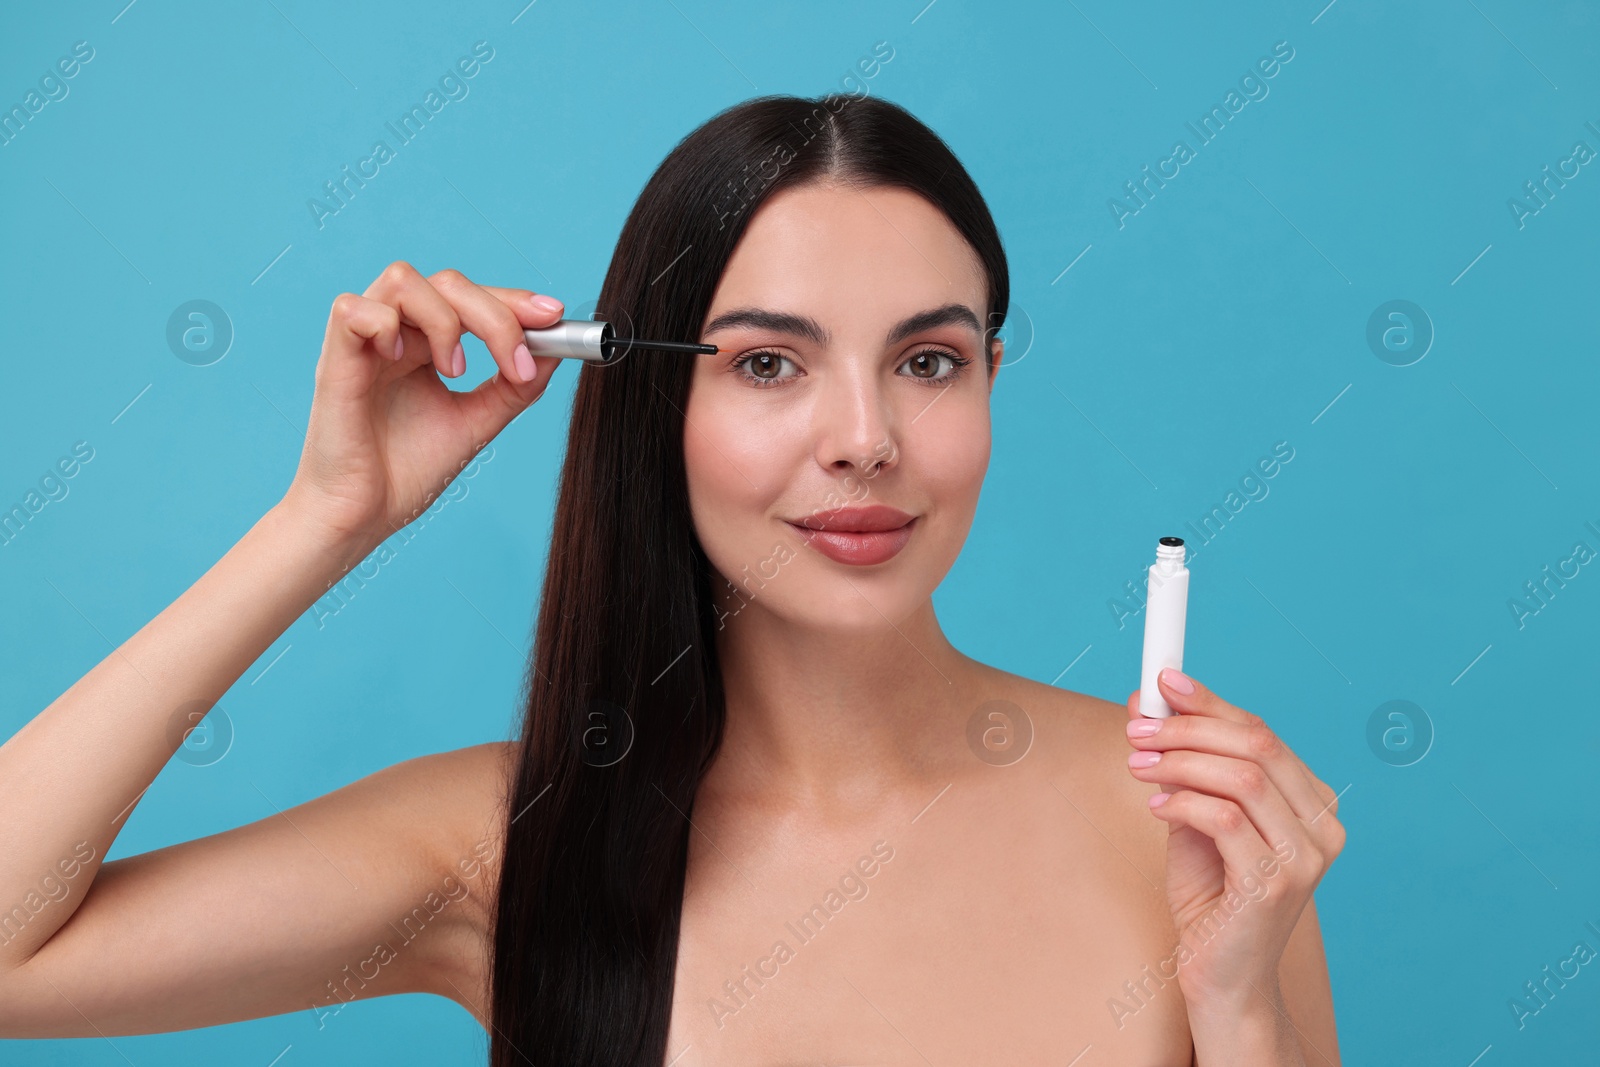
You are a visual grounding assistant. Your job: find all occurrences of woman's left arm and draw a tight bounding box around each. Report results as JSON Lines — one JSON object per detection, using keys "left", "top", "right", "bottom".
{"left": 1125, "top": 668, "right": 1345, "bottom": 1066}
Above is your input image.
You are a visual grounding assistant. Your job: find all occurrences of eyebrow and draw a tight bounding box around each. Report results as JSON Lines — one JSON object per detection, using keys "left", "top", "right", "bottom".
{"left": 702, "top": 303, "right": 984, "bottom": 347}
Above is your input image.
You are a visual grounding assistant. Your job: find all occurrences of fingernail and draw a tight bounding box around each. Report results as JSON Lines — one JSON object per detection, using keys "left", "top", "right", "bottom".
{"left": 393, "top": 335, "right": 405, "bottom": 361}
{"left": 1148, "top": 791, "right": 1171, "bottom": 808}
{"left": 1128, "top": 750, "right": 1162, "bottom": 768}
{"left": 1127, "top": 719, "right": 1162, "bottom": 737}
{"left": 530, "top": 294, "right": 563, "bottom": 315}
{"left": 1160, "top": 668, "right": 1195, "bottom": 694}
{"left": 513, "top": 343, "right": 537, "bottom": 382}
{"left": 451, "top": 341, "right": 465, "bottom": 377}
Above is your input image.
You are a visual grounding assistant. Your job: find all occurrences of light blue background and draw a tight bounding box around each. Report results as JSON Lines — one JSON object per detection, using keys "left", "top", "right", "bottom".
{"left": 3, "top": 0, "right": 1597, "bottom": 1062}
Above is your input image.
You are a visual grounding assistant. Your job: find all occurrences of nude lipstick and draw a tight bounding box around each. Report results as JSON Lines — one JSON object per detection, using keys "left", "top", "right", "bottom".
{"left": 785, "top": 505, "right": 916, "bottom": 566}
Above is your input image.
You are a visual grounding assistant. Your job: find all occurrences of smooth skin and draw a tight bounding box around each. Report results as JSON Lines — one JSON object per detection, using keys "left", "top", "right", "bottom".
{"left": 1127, "top": 670, "right": 1345, "bottom": 1062}
{"left": 0, "top": 262, "right": 558, "bottom": 1034}
{"left": 0, "top": 187, "right": 1342, "bottom": 1064}
{"left": 663, "top": 181, "right": 1342, "bottom": 1064}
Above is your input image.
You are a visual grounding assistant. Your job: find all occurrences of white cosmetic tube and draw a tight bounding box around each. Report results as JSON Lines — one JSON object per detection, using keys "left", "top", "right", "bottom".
{"left": 1138, "top": 537, "right": 1189, "bottom": 719}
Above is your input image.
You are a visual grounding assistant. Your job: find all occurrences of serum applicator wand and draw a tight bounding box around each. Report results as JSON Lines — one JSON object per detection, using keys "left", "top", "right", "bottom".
{"left": 521, "top": 318, "right": 720, "bottom": 366}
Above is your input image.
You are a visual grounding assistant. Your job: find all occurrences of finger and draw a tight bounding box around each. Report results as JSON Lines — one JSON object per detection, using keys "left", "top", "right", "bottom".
{"left": 1155, "top": 669, "right": 1257, "bottom": 726}
{"left": 1129, "top": 747, "right": 1313, "bottom": 862}
{"left": 453, "top": 363, "right": 555, "bottom": 447}
{"left": 479, "top": 284, "right": 565, "bottom": 323}
{"left": 1164, "top": 671, "right": 1350, "bottom": 825}
{"left": 1147, "top": 789, "right": 1291, "bottom": 891}
{"left": 362, "top": 261, "right": 463, "bottom": 377}
{"left": 429, "top": 272, "right": 561, "bottom": 385}
{"left": 1126, "top": 714, "right": 1333, "bottom": 825}
{"left": 320, "top": 292, "right": 404, "bottom": 392}
{"left": 479, "top": 284, "right": 567, "bottom": 385}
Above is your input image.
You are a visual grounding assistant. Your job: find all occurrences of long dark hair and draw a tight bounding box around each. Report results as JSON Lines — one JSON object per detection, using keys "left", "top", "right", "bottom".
{"left": 488, "top": 91, "right": 1010, "bottom": 1065}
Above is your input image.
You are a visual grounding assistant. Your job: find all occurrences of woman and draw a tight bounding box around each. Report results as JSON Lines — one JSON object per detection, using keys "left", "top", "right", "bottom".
{"left": 0, "top": 93, "right": 1343, "bottom": 1065}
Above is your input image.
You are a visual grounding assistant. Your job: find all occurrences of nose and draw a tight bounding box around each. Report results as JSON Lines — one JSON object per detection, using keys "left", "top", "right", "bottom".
{"left": 811, "top": 361, "right": 900, "bottom": 480}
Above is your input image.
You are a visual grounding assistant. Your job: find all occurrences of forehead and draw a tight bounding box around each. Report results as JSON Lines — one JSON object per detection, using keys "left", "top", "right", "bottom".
{"left": 702, "top": 182, "right": 988, "bottom": 332}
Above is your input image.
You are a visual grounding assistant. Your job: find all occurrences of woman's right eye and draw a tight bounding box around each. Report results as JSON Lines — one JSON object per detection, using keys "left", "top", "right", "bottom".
{"left": 729, "top": 349, "right": 801, "bottom": 388}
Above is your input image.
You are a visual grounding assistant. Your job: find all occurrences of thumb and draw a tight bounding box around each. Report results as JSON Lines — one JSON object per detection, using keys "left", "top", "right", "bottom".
{"left": 453, "top": 353, "right": 563, "bottom": 444}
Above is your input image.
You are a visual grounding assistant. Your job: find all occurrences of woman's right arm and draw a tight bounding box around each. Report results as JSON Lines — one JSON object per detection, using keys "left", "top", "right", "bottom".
{"left": 0, "top": 262, "right": 565, "bottom": 1036}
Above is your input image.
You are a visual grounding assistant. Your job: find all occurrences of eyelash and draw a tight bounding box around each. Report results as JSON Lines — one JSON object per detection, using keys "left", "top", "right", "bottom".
{"left": 728, "top": 347, "right": 973, "bottom": 389}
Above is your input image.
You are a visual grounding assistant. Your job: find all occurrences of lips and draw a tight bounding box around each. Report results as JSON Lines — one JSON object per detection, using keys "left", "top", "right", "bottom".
{"left": 784, "top": 505, "right": 917, "bottom": 566}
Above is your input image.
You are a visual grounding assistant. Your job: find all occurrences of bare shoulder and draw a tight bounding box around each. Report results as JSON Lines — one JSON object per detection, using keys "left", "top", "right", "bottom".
{"left": 967, "top": 663, "right": 1136, "bottom": 764}
{"left": 966, "top": 664, "right": 1164, "bottom": 850}
{"left": 400, "top": 739, "right": 518, "bottom": 1022}
{"left": 417, "top": 739, "right": 517, "bottom": 839}
{"left": 972, "top": 666, "right": 1341, "bottom": 1063}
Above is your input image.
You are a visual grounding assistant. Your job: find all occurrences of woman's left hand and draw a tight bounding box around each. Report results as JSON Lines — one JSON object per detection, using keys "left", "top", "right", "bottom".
{"left": 1125, "top": 667, "right": 1345, "bottom": 1014}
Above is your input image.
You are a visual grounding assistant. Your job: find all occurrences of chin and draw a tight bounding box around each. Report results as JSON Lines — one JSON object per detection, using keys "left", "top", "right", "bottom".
{"left": 794, "top": 562, "right": 940, "bottom": 627}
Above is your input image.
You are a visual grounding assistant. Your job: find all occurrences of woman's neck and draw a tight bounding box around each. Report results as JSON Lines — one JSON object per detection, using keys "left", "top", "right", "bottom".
{"left": 704, "top": 597, "right": 985, "bottom": 816}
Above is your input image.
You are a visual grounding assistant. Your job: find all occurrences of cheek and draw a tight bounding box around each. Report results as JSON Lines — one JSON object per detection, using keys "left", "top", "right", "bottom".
{"left": 683, "top": 393, "right": 793, "bottom": 559}
{"left": 911, "top": 398, "right": 991, "bottom": 505}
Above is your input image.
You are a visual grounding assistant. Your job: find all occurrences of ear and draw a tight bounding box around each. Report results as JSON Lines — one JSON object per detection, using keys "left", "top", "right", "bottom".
{"left": 987, "top": 337, "right": 1004, "bottom": 388}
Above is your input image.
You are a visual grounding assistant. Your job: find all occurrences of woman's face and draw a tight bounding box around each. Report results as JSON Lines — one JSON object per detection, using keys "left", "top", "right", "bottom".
{"left": 685, "top": 180, "right": 1001, "bottom": 634}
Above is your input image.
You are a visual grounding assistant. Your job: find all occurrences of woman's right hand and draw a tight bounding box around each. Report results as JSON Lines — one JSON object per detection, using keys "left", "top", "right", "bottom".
{"left": 0, "top": 262, "right": 567, "bottom": 1037}
{"left": 281, "top": 261, "right": 567, "bottom": 551}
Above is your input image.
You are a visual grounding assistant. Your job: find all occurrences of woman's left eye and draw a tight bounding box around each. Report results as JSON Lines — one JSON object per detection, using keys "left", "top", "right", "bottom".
{"left": 898, "top": 348, "right": 972, "bottom": 383}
